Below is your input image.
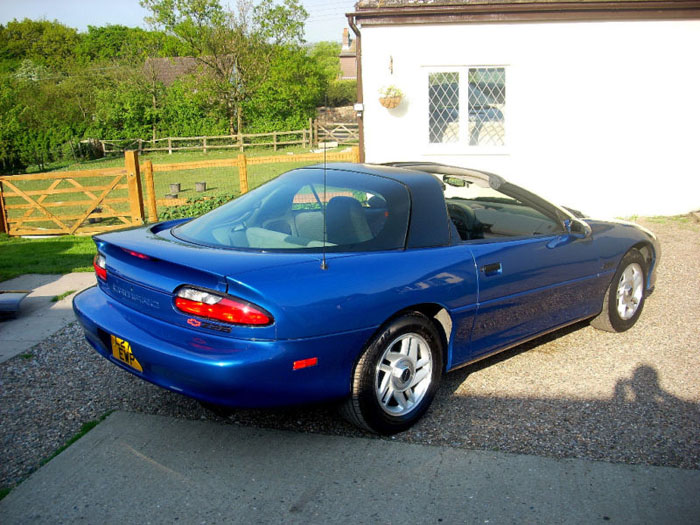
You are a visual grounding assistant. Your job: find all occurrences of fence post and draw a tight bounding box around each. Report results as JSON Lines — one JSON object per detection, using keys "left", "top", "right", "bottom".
{"left": 137, "top": 139, "right": 143, "bottom": 154}
{"left": 0, "top": 181, "right": 7, "bottom": 234}
{"left": 203, "top": 137, "right": 207, "bottom": 154}
{"left": 273, "top": 132, "right": 277, "bottom": 151}
{"left": 308, "top": 118, "right": 313, "bottom": 148}
{"left": 238, "top": 132, "right": 244, "bottom": 152}
{"left": 238, "top": 153, "right": 249, "bottom": 194}
{"left": 143, "top": 160, "right": 158, "bottom": 222}
{"left": 168, "top": 137, "right": 172, "bottom": 155}
{"left": 124, "top": 150, "right": 145, "bottom": 225}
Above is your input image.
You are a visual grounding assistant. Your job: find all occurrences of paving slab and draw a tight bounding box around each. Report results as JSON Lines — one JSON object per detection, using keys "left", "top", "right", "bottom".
{"left": 0, "top": 273, "right": 95, "bottom": 362}
{"left": 0, "top": 411, "right": 698, "bottom": 524}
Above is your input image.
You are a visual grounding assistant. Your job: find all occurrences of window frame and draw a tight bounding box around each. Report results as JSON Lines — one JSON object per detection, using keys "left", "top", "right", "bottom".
{"left": 423, "top": 65, "right": 508, "bottom": 155}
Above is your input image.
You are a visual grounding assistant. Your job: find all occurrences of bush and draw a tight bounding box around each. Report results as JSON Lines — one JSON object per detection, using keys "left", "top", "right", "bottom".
{"left": 157, "top": 193, "right": 238, "bottom": 221}
{"left": 326, "top": 80, "right": 357, "bottom": 107}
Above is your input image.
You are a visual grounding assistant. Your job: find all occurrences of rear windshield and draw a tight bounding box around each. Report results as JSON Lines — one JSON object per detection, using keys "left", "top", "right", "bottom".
{"left": 172, "top": 168, "right": 410, "bottom": 252}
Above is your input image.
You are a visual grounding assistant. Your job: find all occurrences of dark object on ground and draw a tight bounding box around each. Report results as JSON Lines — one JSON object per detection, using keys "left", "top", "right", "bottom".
{"left": 0, "top": 291, "right": 29, "bottom": 318}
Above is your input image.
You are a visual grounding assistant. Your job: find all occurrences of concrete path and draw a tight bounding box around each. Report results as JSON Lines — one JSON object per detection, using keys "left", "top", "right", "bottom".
{"left": 1, "top": 411, "right": 698, "bottom": 524}
{"left": 0, "top": 273, "right": 95, "bottom": 363}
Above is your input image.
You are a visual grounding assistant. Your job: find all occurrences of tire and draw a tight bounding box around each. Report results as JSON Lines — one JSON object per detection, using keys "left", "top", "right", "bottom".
{"left": 591, "top": 249, "right": 647, "bottom": 332}
{"left": 341, "top": 312, "right": 443, "bottom": 434}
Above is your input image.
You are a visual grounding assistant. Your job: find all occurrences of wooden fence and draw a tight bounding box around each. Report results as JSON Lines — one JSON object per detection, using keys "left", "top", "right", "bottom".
{"left": 0, "top": 147, "right": 361, "bottom": 235}
{"left": 89, "top": 121, "right": 358, "bottom": 156}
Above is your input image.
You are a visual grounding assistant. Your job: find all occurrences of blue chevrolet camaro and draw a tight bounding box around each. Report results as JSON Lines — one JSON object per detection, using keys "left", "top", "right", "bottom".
{"left": 73, "top": 162, "right": 660, "bottom": 434}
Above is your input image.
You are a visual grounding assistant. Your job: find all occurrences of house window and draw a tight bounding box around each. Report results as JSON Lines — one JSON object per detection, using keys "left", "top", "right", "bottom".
{"left": 429, "top": 72, "right": 460, "bottom": 144}
{"left": 428, "top": 67, "right": 506, "bottom": 147}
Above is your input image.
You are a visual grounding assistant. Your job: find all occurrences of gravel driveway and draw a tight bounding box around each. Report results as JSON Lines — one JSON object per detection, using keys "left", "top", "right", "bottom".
{"left": 1, "top": 217, "right": 699, "bottom": 489}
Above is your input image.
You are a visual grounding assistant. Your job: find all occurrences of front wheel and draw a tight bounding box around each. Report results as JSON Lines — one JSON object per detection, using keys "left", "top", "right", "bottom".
{"left": 341, "top": 312, "right": 443, "bottom": 434}
{"left": 591, "top": 249, "right": 647, "bottom": 332}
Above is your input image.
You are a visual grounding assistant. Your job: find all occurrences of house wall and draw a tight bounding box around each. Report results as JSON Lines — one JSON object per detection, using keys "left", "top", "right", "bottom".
{"left": 361, "top": 20, "right": 700, "bottom": 218}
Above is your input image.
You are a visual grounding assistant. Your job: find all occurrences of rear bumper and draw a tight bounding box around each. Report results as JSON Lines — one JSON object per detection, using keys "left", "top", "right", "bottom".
{"left": 73, "top": 286, "right": 374, "bottom": 407}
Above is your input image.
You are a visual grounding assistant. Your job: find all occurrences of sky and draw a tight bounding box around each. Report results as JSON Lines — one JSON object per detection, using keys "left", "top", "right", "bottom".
{"left": 0, "top": 0, "right": 357, "bottom": 43}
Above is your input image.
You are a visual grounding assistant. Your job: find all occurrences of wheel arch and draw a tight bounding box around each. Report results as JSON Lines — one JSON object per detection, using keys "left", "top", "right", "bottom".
{"left": 630, "top": 241, "right": 657, "bottom": 293}
{"left": 363, "top": 303, "right": 453, "bottom": 374}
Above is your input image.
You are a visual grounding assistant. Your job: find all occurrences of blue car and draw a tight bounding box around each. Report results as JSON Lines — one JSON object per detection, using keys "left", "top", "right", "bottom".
{"left": 73, "top": 162, "right": 660, "bottom": 434}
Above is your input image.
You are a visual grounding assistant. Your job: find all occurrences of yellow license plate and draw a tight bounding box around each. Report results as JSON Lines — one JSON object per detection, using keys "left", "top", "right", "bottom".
{"left": 110, "top": 335, "right": 143, "bottom": 372}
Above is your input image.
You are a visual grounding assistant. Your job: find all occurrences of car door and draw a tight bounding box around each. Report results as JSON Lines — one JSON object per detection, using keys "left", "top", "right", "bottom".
{"left": 467, "top": 233, "right": 602, "bottom": 360}
{"left": 444, "top": 183, "right": 604, "bottom": 365}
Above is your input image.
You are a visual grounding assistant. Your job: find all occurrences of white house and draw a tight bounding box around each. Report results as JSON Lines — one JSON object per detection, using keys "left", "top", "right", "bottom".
{"left": 347, "top": 0, "right": 700, "bottom": 218}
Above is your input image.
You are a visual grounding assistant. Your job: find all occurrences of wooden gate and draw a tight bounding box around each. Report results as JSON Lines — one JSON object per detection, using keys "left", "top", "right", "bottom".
{"left": 0, "top": 152, "right": 144, "bottom": 236}
{"left": 315, "top": 122, "right": 359, "bottom": 145}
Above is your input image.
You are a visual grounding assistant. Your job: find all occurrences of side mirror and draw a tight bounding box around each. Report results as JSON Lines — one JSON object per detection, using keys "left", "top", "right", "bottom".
{"left": 565, "top": 218, "right": 592, "bottom": 238}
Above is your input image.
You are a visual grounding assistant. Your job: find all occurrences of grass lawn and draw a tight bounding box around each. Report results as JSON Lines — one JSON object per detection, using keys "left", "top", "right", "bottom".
{"left": 0, "top": 233, "right": 96, "bottom": 282}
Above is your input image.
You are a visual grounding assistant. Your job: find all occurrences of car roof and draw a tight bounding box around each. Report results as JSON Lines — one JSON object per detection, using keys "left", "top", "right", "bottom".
{"left": 381, "top": 162, "right": 507, "bottom": 188}
{"left": 306, "top": 161, "right": 500, "bottom": 184}
{"left": 305, "top": 162, "right": 429, "bottom": 181}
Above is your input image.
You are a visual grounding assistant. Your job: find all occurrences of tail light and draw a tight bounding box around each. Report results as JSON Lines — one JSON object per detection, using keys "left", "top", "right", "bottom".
{"left": 175, "top": 287, "right": 272, "bottom": 326}
{"left": 93, "top": 253, "right": 107, "bottom": 281}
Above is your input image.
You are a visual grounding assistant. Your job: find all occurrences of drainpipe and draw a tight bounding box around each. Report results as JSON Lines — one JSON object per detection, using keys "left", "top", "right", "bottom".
{"left": 347, "top": 14, "right": 365, "bottom": 163}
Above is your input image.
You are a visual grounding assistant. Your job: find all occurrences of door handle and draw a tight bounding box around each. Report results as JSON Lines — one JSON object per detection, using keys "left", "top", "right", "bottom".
{"left": 480, "top": 262, "right": 502, "bottom": 276}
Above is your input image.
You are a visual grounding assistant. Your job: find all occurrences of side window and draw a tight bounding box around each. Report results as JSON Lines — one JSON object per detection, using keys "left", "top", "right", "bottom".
{"left": 444, "top": 181, "right": 560, "bottom": 240}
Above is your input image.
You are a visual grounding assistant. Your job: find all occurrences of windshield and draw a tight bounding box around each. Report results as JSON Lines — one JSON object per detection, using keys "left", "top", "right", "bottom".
{"left": 173, "top": 168, "right": 411, "bottom": 252}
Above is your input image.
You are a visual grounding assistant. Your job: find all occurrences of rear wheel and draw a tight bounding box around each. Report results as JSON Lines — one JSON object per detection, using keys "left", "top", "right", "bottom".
{"left": 591, "top": 249, "right": 647, "bottom": 332}
{"left": 342, "top": 312, "right": 443, "bottom": 434}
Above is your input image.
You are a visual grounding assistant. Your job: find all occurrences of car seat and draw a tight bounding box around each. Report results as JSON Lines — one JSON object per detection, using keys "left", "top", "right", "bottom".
{"left": 326, "top": 196, "right": 373, "bottom": 245}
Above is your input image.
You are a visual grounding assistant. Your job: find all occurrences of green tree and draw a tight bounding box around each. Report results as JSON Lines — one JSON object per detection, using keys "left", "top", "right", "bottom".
{"left": 140, "top": 0, "right": 308, "bottom": 134}
{"left": 10, "top": 66, "right": 95, "bottom": 170}
{"left": 0, "top": 19, "right": 80, "bottom": 72}
{"left": 89, "top": 73, "right": 153, "bottom": 139}
{"left": 308, "top": 41, "right": 341, "bottom": 82}
{"left": 75, "top": 25, "right": 189, "bottom": 63}
{"left": 0, "top": 75, "right": 23, "bottom": 171}
{"left": 160, "top": 76, "right": 227, "bottom": 136}
{"left": 243, "top": 45, "right": 325, "bottom": 132}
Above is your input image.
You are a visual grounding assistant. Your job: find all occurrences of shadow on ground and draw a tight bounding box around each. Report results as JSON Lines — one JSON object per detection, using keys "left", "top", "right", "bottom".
{"left": 115, "top": 357, "right": 700, "bottom": 471}
{"left": 1, "top": 320, "right": 699, "bottom": 491}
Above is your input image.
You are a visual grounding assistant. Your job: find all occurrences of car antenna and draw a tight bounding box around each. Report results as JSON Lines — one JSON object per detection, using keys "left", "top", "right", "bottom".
{"left": 321, "top": 123, "right": 328, "bottom": 271}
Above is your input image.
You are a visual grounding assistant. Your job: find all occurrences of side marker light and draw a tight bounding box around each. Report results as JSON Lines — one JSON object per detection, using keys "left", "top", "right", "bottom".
{"left": 293, "top": 357, "right": 318, "bottom": 371}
